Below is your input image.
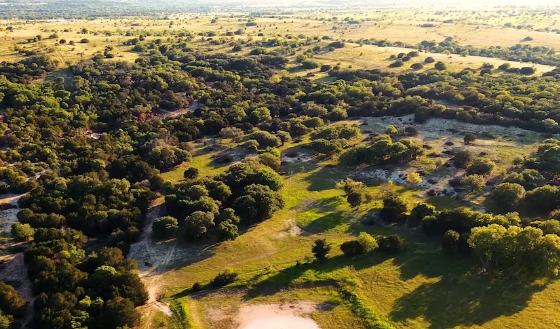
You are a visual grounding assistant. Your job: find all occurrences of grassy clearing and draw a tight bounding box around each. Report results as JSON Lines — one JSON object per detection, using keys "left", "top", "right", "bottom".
{"left": 145, "top": 122, "right": 560, "bottom": 329}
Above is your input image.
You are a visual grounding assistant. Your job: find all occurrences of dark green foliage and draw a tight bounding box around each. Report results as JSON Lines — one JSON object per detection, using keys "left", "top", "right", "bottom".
{"left": 347, "top": 192, "right": 364, "bottom": 208}
{"left": 466, "top": 158, "right": 496, "bottom": 175}
{"left": 379, "top": 194, "right": 407, "bottom": 223}
{"left": 340, "top": 135, "right": 422, "bottom": 166}
{"left": 152, "top": 216, "right": 179, "bottom": 239}
{"left": 377, "top": 235, "right": 404, "bottom": 253}
{"left": 524, "top": 185, "right": 560, "bottom": 212}
{"left": 408, "top": 203, "right": 435, "bottom": 227}
{"left": 490, "top": 183, "right": 526, "bottom": 211}
{"left": 340, "top": 240, "right": 364, "bottom": 256}
{"left": 453, "top": 150, "right": 472, "bottom": 168}
{"left": 0, "top": 282, "right": 26, "bottom": 318}
{"left": 464, "top": 133, "right": 476, "bottom": 144}
{"left": 184, "top": 167, "right": 199, "bottom": 180}
{"left": 442, "top": 230, "right": 460, "bottom": 252}
{"left": 312, "top": 239, "right": 331, "bottom": 261}
{"left": 435, "top": 62, "right": 447, "bottom": 70}
{"left": 503, "top": 169, "right": 545, "bottom": 190}
{"left": 212, "top": 268, "right": 238, "bottom": 287}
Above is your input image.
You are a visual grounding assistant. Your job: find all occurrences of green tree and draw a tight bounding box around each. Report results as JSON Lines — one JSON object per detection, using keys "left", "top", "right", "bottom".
{"left": 357, "top": 232, "right": 378, "bottom": 252}
{"left": 453, "top": 150, "right": 472, "bottom": 168}
{"left": 461, "top": 174, "right": 486, "bottom": 192}
{"left": 408, "top": 203, "right": 435, "bottom": 227}
{"left": 152, "top": 216, "right": 179, "bottom": 239}
{"left": 466, "top": 158, "right": 496, "bottom": 176}
{"left": 11, "top": 222, "right": 34, "bottom": 242}
{"left": 464, "top": 133, "right": 476, "bottom": 144}
{"left": 490, "top": 183, "right": 525, "bottom": 211}
{"left": 379, "top": 194, "right": 407, "bottom": 223}
{"left": 312, "top": 239, "right": 331, "bottom": 262}
{"left": 183, "top": 167, "right": 199, "bottom": 180}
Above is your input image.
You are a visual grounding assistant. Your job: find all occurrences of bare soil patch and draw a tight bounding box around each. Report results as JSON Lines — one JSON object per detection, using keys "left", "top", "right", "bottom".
{"left": 237, "top": 302, "right": 321, "bottom": 329}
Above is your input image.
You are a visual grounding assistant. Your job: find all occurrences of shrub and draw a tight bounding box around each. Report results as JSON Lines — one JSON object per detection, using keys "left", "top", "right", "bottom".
{"left": 152, "top": 216, "right": 179, "bottom": 239}
{"left": 442, "top": 230, "right": 460, "bottom": 252}
{"left": 425, "top": 57, "right": 435, "bottom": 63}
{"left": 357, "top": 232, "right": 378, "bottom": 252}
{"left": 11, "top": 222, "right": 34, "bottom": 242}
{"left": 466, "top": 158, "right": 495, "bottom": 175}
{"left": 379, "top": 194, "right": 407, "bottom": 223}
{"left": 312, "top": 239, "right": 331, "bottom": 262}
{"left": 378, "top": 235, "right": 404, "bottom": 253}
{"left": 340, "top": 240, "right": 363, "bottom": 256}
{"left": 410, "top": 63, "right": 424, "bottom": 70}
{"left": 464, "top": 133, "right": 476, "bottom": 144}
{"left": 183, "top": 168, "right": 199, "bottom": 180}
{"left": 490, "top": 183, "right": 526, "bottom": 211}
{"left": 408, "top": 203, "right": 435, "bottom": 227}
{"left": 212, "top": 268, "right": 238, "bottom": 287}
{"left": 435, "top": 62, "right": 447, "bottom": 70}
{"left": 461, "top": 174, "right": 486, "bottom": 192}
{"left": 453, "top": 150, "right": 472, "bottom": 168}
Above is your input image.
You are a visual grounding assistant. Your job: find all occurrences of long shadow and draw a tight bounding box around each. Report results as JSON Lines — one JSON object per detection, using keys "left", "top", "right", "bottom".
{"left": 386, "top": 238, "right": 555, "bottom": 328}
{"left": 243, "top": 253, "right": 392, "bottom": 300}
{"left": 390, "top": 271, "right": 552, "bottom": 329}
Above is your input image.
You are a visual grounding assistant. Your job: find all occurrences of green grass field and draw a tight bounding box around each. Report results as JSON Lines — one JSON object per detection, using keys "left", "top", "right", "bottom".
{"left": 146, "top": 129, "right": 560, "bottom": 329}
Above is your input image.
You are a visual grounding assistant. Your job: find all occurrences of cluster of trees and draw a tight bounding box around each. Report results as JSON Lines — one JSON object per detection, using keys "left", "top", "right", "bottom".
{"left": 24, "top": 235, "right": 148, "bottom": 329}
{"left": 0, "top": 282, "right": 26, "bottom": 329}
{"left": 409, "top": 204, "right": 560, "bottom": 275}
{"left": 162, "top": 161, "right": 284, "bottom": 241}
{"left": 339, "top": 134, "right": 423, "bottom": 166}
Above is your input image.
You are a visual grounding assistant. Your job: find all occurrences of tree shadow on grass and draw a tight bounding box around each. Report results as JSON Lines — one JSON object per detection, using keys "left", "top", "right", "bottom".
{"left": 389, "top": 271, "right": 552, "bottom": 329}
{"left": 242, "top": 253, "right": 391, "bottom": 300}
{"left": 388, "top": 243, "right": 555, "bottom": 328}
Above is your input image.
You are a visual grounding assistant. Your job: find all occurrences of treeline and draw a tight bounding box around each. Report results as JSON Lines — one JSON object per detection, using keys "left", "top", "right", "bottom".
{"left": 357, "top": 36, "right": 560, "bottom": 67}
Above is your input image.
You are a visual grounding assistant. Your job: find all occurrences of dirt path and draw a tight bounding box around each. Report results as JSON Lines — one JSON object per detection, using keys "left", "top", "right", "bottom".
{"left": 129, "top": 202, "right": 178, "bottom": 326}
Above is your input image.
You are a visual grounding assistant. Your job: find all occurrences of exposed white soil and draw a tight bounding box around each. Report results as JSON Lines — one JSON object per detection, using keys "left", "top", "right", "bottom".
{"left": 236, "top": 302, "right": 321, "bottom": 329}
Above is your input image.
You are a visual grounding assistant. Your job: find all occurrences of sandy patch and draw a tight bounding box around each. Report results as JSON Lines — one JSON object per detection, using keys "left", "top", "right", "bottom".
{"left": 0, "top": 194, "right": 25, "bottom": 234}
{"left": 362, "top": 114, "right": 557, "bottom": 141}
{"left": 272, "top": 218, "right": 303, "bottom": 239}
{"left": 237, "top": 302, "right": 320, "bottom": 329}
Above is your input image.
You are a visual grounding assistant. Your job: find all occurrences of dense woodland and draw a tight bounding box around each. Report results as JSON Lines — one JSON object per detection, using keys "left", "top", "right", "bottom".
{"left": 1, "top": 23, "right": 560, "bottom": 329}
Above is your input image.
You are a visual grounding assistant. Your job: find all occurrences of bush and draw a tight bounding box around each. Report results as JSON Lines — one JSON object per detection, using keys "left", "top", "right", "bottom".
{"left": 408, "top": 203, "right": 435, "bottom": 227}
{"left": 357, "top": 232, "right": 378, "bottom": 252}
{"left": 378, "top": 235, "right": 404, "bottom": 253}
{"left": 183, "top": 168, "right": 199, "bottom": 180}
{"left": 212, "top": 268, "right": 238, "bottom": 287}
{"left": 152, "top": 216, "right": 179, "bottom": 239}
{"left": 410, "top": 63, "right": 424, "bottom": 70}
{"left": 490, "top": 183, "right": 526, "bottom": 211}
{"left": 340, "top": 240, "right": 363, "bottom": 256}
{"left": 453, "top": 150, "right": 472, "bottom": 168}
{"left": 425, "top": 57, "right": 435, "bottom": 63}
{"left": 312, "top": 238, "right": 331, "bottom": 262}
{"left": 435, "top": 62, "right": 447, "bottom": 70}
{"left": 464, "top": 133, "right": 476, "bottom": 144}
{"left": 11, "top": 222, "right": 34, "bottom": 242}
{"left": 379, "top": 194, "right": 407, "bottom": 223}
{"left": 320, "top": 64, "right": 332, "bottom": 72}
{"left": 442, "top": 230, "right": 460, "bottom": 252}
{"left": 461, "top": 174, "right": 486, "bottom": 192}
{"left": 466, "top": 158, "right": 495, "bottom": 175}
{"left": 301, "top": 59, "right": 320, "bottom": 69}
